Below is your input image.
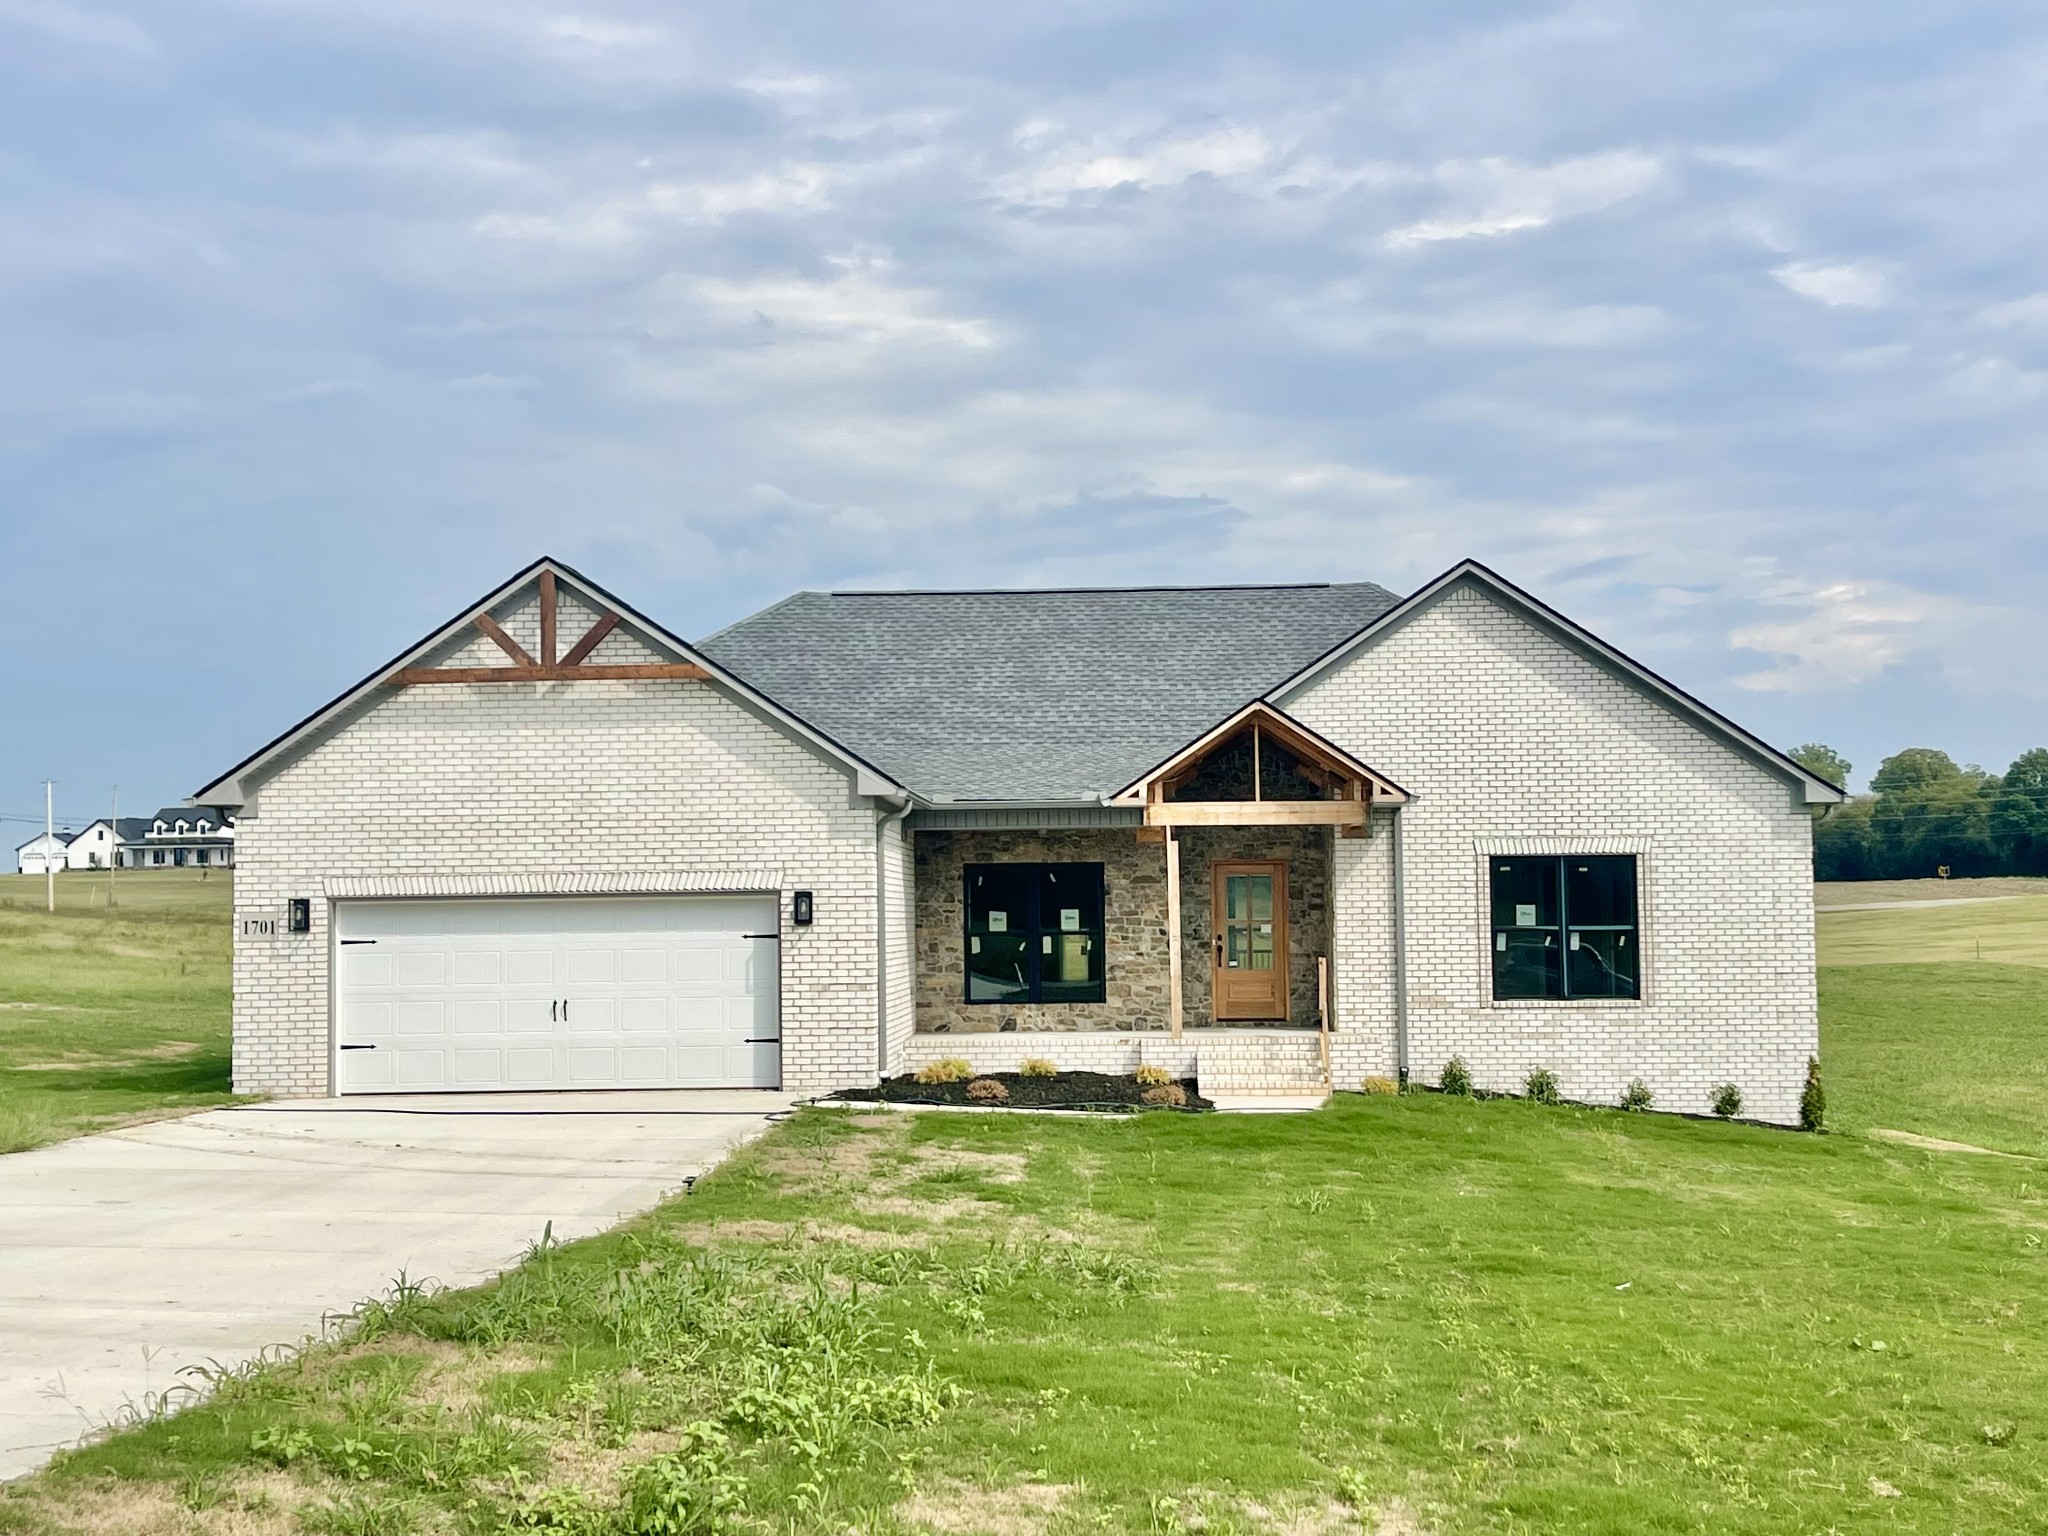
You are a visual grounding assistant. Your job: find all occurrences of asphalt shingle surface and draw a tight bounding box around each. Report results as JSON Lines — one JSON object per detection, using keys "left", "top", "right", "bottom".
{"left": 697, "top": 583, "right": 1401, "bottom": 801}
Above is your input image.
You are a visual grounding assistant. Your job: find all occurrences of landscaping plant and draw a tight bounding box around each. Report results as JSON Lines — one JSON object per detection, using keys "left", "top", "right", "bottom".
{"left": 1619, "top": 1077, "right": 1655, "bottom": 1112}
{"left": 1523, "top": 1067, "right": 1560, "bottom": 1105}
{"left": 1711, "top": 1082, "right": 1744, "bottom": 1119}
{"left": 1800, "top": 1055, "right": 1826, "bottom": 1131}
{"left": 1018, "top": 1058, "right": 1058, "bottom": 1078}
{"left": 965, "top": 1077, "right": 1009, "bottom": 1104}
{"left": 1438, "top": 1055, "right": 1472, "bottom": 1096}
{"left": 912, "top": 1057, "right": 973, "bottom": 1086}
{"left": 1358, "top": 1076, "right": 1399, "bottom": 1096}
{"left": 1133, "top": 1063, "right": 1174, "bottom": 1087}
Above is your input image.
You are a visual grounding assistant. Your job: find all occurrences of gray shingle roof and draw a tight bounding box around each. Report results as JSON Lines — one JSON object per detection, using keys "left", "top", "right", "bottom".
{"left": 697, "top": 582, "right": 1401, "bottom": 802}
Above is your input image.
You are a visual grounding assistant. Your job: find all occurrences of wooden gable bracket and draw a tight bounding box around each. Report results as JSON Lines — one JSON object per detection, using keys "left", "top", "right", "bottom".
{"left": 1110, "top": 700, "right": 1409, "bottom": 840}
{"left": 392, "top": 572, "right": 710, "bottom": 685}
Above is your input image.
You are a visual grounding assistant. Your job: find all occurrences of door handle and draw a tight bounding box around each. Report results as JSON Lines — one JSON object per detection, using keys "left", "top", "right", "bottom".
{"left": 1213, "top": 934, "right": 1223, "bottom": 967}
{"left": 551, "top": 999, "right": 558, "bottom": 1022}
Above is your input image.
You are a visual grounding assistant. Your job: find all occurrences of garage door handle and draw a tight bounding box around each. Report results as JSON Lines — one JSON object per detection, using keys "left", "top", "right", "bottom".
{"left": 551, "top": 1000, "right": 559, "bottom": 1021}
{"left": 744, "top": 933, "right": 779, "bottom": 940}
{"left": 745, "top": 1037, "right": 781, "bottom": 1044}
{"left": 339, "top": 939, "right": 377, "bottom": 946}
{"left": 339, "top": 1044, "right": 376, "bottom": 1051}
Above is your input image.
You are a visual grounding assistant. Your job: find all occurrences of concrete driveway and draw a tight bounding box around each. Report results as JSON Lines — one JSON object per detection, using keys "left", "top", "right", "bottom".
{"left": 0, "top": 1091, "right": 795, "bottom": 1480}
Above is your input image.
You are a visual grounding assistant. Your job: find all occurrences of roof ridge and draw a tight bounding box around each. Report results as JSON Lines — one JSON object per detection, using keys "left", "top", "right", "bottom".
{"left": 821, "top": 581, "right": 1387, "bottom": 598}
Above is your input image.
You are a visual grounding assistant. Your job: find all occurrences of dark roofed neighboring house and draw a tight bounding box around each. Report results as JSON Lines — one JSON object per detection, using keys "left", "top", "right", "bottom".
{"left": 119, "top": 808, "right": 236, "bottom": 870}
{"left": 196, "top": 556, "right": 1841, "bottom": 1117}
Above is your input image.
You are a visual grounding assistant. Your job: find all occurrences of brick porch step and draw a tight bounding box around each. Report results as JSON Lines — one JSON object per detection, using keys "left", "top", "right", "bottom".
{"left": 1193, "top": 1030, "right": 1329, "bottom": 1096}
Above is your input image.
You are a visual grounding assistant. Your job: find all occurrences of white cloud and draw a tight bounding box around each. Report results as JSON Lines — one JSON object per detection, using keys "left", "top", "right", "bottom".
{"left": 1975, "top": 292, "right": 2048, "bottom": 328}
{"left": 1380, "top": 151, "right": 1661, "bottom": 249}
{"left": 1771, "top": 259, "right": 1890, "bottom": 308}
{"left": 1730, "top": 579, "right": 1940, "bottom": 691}
{"left": 992, "top": 123, "right": 1276, "bottom": 204}
{"left": 691, "top": 258, "right": 998, "bottom": 350}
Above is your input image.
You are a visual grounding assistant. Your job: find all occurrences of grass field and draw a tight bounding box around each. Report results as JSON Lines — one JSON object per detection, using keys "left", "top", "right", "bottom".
{"left": 0, "top": 871, "right": 236, "bottom": 1153}
{"left": 2, "top": 875, "right": 2046, "bottom": 1533}
{"left": 4, "top": 1100, "right": 2041, "bottom": 1536}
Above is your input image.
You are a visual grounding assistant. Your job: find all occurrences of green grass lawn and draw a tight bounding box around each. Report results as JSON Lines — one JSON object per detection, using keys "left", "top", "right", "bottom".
{"left": 5, "top": 1101, "right": 2041, "bottom": 1536}
{"left": 0, "top": 871, "right": 237, "bottom": 1153}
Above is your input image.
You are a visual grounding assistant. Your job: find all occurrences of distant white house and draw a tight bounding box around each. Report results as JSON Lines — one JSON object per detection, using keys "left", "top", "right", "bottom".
{"left": 14, "top": 830, "right": 78, "bottom": 875}
{"left": 120, "top": 808, "right": 236, "bottom": 869}
{"left": 11, "top": 809, "right": 236, "bottom": 874}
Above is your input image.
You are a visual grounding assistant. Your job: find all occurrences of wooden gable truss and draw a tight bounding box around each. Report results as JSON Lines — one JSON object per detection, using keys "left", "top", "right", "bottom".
{"left": 1111, "top": 700, "right": 1409, "bottom": 841}
{"left": 393, "top": 571, "right": 711, "bottom": 686}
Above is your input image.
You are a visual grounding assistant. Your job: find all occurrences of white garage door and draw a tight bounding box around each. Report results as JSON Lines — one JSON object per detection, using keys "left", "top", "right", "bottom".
{"left": 333, "top": 896, "right": 780, "bottom": 1094}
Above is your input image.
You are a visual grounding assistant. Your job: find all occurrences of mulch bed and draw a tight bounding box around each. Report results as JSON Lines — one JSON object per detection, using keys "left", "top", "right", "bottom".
{"left": 831, "top": 1069, "right": 1212, "bottom": 1113}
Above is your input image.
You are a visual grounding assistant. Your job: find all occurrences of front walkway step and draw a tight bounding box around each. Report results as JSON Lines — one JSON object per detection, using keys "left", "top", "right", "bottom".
{"left": 1206, "top": 1090, "right": 1333, "bottom": 1114}
{"left": 1193, "top": 1031, "right": 1329, "bottom": 1095}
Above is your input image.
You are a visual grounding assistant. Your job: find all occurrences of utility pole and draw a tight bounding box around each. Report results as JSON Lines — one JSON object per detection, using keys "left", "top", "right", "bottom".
{"left": 109, "top": 785, "right": 118, "bottom": 909}
{"left": 44, "top": 780, "right": 55, "bottom": 914}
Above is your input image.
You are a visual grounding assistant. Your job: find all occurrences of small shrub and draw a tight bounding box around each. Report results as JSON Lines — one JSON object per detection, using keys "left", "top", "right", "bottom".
{"left": 1438, "top": 1056, "right": 1472, "bottom": 1097}
{"left": 913, "top": 1057, "right": 973, "bottom": 1085}
{"left": 1134, "top": 1063, "right": 1174, "bottom": 1087}
{"left": 1358, "top": 1076, "right": 1400, "bottom": 1096}
{"left": 1618, "top": 1078, "right": 1654, "bottom": 1113}
{"left": 1019, "top": 1057, "right": 1058, "bottom": 1078}
{"left": 1800, "top": 1056, "right": 1826, "bottom": 1131}
{"left": 1523, "top": 1068, "right": 1560, "bottom": 1105}
{"left": 1710, "top": 1082, "right": 1743, "bottom": 1119}
{"left": 966, "top": 1077, "right": 1009, "bottom": 1104}
{"left": 1140, "top": 1083, "right": 1188, "bottom": 1108}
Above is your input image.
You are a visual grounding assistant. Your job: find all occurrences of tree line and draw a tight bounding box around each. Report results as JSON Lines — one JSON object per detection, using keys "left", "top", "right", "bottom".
{"left": 1790, "top": 744, "right": 2048, "bottom": 882}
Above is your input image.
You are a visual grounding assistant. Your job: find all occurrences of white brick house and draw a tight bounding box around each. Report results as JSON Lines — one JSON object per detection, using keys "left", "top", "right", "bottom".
{"left": 200, "top": 558, "right": 1842, "bottom": 1120}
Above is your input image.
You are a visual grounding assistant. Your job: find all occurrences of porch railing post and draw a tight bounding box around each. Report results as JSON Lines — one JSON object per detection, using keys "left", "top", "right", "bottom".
{"left": 1165, "top": 827, "right": 1184, "bottom": 1038}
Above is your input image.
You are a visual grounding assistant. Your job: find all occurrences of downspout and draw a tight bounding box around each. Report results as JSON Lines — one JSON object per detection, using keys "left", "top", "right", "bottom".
{"left": 1391, "top": 804, "right": 1410, "bottom": 1087}
{"left": 875, "top": 794, "right": 914, "bottom": 1078}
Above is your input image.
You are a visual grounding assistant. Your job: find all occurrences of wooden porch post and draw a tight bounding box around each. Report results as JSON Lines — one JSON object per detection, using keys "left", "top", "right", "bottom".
{"left": 1165, "top": 827, "right": 1184, "bottom": 1037}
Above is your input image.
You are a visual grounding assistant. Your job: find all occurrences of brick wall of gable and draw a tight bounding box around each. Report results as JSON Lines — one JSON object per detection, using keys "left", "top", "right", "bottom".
{"left": 1293, "top": 583, "right": 1819, "bottom": 1124}
{"left": 231, "top": 671, "right": 884, "bottom": 1096}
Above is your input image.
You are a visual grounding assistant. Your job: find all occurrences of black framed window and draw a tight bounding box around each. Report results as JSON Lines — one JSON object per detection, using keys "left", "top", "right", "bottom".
{"left": 964, "top": 862, "right": 1106, "bottom": 1004}
{"left": 1491, "top": 855, "right": 1639, "bottom": 1000}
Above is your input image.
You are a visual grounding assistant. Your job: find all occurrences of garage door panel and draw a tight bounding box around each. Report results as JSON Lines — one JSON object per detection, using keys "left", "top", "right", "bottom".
{"left": 453, "top": 1000, "right": 501, "bottom": 1034}
{"left": 504, "top": 999, "right": 553, "bottom": 1033}
{"left": 453, "top": 951, "right": 502, "bottom": 986}
{"left": 397, "top": 1001, "right": 445, "bottom": 1035}
{"left": 335, "top": 897, "right": 779, "bottom": 1094}
{"left": 506, "top": 1048, "right": 556, "bottom": 1083}
{"left": 340, "top": 1049, "right": 393, "bottom": 1090}
{"left": 344, "top": 950, "right": 394, "bottom": 987}
{"left": 621, "top": 997, "right": 668, "bottom": 1032}
{"left": 506, "top": 948, "right": 553, "bottom": 985}
{"left": 394, "top": 1049, "right": 447, "bottom": 1085}
{"left": 452, "top": 1049, "right": 504, "bottom": 1086}
{"left": 675, "top": 947, "right": 723, "bottom": 984}
{"left": 622, "top": 949, "right": 667, "bottom": 983}
{"left": 395, "top": 952, "right": 446, "bottom": 986}
{"left": 565, "top": 949, "right": 615, "bottom": 984}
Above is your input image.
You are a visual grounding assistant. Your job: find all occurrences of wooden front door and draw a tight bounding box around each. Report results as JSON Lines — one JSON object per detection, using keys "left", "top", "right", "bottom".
{"left": 1211, "top": 860, "right": 1288, "bottom": 1021}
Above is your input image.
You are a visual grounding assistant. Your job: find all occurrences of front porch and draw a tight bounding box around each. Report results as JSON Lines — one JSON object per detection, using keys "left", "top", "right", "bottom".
{"left": 901, "top": 702, "right": 1409, "bottom": 1089}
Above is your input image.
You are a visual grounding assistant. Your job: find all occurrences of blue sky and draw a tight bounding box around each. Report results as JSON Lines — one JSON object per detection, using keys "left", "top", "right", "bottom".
{"left": 3, "top": 0, "right": 2044, "bottom": 832}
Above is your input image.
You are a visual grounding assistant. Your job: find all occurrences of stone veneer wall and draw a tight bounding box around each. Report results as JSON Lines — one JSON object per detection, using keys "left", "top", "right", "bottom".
{"left": 913, "top": 825, "right": 1333, "bottom": 1034}
{"left": 231, "top": 585, "right": 889, "bottom": 1097}
{"left": 1174, "top": 826, "right": 1331, "bottom": 1025}
{"left": 913, "top": 828, "right": 1170, "bottom": 1033}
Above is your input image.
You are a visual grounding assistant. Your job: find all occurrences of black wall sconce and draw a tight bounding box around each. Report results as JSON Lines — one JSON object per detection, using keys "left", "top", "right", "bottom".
{"left": 288, "top": 898, "right": 311, "bottom": 934}
{"left": 791, "top": 890, "right": 814, "bottom": 926}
